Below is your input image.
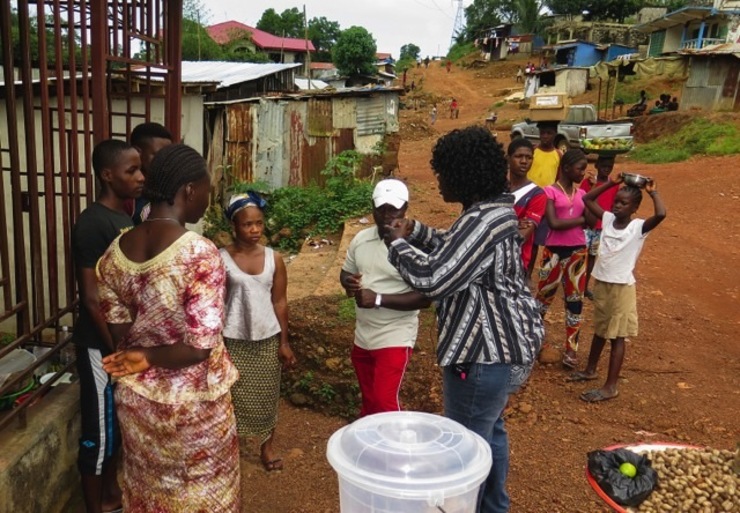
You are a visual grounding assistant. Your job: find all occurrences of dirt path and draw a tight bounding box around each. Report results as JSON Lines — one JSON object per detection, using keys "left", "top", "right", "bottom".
{"left": 216, "top": 61, "right": 740, "bottom": 513}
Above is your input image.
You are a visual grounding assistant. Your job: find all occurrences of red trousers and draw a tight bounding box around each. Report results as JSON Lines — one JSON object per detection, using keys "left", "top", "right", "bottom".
{"left": 351, "top": 345, "right": 412, "bottom": 417}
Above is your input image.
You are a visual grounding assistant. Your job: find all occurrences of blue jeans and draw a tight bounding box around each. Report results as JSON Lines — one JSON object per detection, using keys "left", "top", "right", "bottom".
{"left": 443, "top": 363, "right": 518, "bottom": 513}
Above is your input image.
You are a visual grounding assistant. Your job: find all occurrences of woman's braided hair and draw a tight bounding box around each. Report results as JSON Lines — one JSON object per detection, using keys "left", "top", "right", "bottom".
{"left": 621, "top": 185, "right": 643, "bottom": 207}
{"left": 560, "top": 148, "right": 587, "bottom": 171}
{"left": 144, "top": 143, "right": 207, "bottom": 205}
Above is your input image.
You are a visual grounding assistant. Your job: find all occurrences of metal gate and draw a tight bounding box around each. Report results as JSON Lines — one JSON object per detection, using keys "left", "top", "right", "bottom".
{"left": 0, "top": 0, "right": 183, "bottom": 430}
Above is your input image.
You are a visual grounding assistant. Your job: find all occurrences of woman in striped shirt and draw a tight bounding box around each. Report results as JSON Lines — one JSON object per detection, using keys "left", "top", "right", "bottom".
{"left": 384, "top": 126, "right": 544, "bottom": 513}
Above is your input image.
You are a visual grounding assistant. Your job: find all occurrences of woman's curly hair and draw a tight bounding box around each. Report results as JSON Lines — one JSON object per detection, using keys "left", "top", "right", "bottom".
{"left": 431, "top": 125, "right": 508, "bottom": 205}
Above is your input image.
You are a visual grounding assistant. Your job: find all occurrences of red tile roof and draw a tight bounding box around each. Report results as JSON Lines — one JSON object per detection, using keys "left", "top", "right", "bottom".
{"left": 207, "top": 21, "right": 315, "bottom": 52}
{"left": 310, "top": 62, "right": 336, "bottom": 70}
{"left": 376, "top": 52, "right": 393, "bottom": 60}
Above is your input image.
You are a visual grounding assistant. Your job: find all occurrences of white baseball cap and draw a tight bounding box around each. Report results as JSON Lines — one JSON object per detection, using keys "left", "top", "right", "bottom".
{"left": 372, "top": 179, "right": 409, "bottom": 209}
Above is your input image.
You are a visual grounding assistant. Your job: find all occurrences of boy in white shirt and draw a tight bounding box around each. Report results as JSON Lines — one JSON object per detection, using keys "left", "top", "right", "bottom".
{"left": 568, "top": 174, "right": 666, "bottom": 402}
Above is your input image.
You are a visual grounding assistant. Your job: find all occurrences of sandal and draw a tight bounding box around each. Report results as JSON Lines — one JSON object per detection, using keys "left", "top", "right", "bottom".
{"left": 580, "top": 389, "right": 619, "bottom": 403}
{"left": 562, "top": 353, "right": 578, "bottom": 370}
{"left": 262, "top": 458, "right": 284, "bottom": 472}
{"left": 566, "top": 371, "right": 598, "bottom": 382}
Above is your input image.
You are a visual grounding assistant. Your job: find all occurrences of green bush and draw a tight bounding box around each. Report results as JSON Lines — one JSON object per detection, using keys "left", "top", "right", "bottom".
{"left": 204, "top": 150, "right": 374, "bottom": 252}
{"left": 631, "top": 118, "right": 740, "bottom": 163}
{"left": 447, "top": 42, "right": 476, "bottom": 62}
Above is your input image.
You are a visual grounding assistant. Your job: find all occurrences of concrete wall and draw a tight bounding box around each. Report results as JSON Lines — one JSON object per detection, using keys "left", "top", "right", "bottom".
{"left": 0, "top": 93, "right": 204, "bottom": 335}
{"left": 0, "top": 384, "right": 80, "bottom": 513}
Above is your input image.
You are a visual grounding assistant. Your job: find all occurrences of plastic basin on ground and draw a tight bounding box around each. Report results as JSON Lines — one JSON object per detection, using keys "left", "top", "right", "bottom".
{"left": 327, "top": 411, "right": 492, "bottom": 513}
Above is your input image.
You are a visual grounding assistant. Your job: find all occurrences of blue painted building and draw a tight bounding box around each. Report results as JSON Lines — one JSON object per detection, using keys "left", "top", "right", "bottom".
{"left": 604, "top": 44, "right": 637, "bottom": 62}
{"left": 552, "top": 41, "right": 602, "bottom": 67}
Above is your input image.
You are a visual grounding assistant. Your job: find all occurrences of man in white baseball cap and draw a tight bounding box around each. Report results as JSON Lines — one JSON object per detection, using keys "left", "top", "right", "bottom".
{"left": 340, "top": 178, "right": 430, "bottom": 417}
{"left": 372, "top": 178, "right": 409, "bottom": 210}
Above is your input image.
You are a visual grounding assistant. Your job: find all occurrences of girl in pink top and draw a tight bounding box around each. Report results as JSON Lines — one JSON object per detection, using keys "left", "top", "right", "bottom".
{"left": 535, "top": 149, "right": 592, "bottom": 369}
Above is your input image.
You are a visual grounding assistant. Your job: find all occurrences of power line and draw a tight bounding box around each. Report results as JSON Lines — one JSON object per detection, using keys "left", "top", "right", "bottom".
{"left": 450, "top": 0, "right": 465, "bottom": 50}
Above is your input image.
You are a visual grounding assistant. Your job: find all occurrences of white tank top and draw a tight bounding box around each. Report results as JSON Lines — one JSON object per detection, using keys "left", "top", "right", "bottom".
{"left": 220, "top": 247, "right": 281, "bottom": 341}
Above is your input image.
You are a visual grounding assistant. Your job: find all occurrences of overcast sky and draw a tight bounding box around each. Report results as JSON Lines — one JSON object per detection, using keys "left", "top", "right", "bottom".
{"left": 203, "top": 0, "right": 469, "bottom": 59}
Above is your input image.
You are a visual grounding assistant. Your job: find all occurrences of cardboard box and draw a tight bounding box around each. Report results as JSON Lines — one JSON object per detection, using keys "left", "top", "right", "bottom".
{"left": 528, "top": 92, "right": 569, "bottom": 122}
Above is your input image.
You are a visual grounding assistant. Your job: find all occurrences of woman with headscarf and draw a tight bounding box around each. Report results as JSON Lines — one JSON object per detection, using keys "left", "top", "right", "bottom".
{"left": 98, "top": 144, "right": 240, "bottom": 512}
{"left": 221, "top": 192, "right": 296, "bottom": 472}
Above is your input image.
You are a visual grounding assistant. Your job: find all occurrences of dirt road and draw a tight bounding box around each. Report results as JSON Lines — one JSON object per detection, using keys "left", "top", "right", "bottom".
{"left": 233, "top": 61, "right": 740, "bottom": 513}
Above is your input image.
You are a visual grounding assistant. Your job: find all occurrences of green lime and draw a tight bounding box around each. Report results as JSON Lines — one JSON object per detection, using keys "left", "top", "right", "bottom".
{"left": 619, "top": 462, "right": 637, "bottom": 478}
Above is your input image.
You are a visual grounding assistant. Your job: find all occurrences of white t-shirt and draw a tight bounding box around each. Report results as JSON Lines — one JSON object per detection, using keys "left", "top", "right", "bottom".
{"left": 342, "top": 227, "right": 420, "bottom": 350}
{"left": 592, "top": 211, "right": 647, "bottom": 285}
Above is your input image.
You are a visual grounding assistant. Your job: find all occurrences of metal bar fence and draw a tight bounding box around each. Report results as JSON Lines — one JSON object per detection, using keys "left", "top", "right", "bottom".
{"left": 0, "top": 0, "right": 181, "bottom": 432}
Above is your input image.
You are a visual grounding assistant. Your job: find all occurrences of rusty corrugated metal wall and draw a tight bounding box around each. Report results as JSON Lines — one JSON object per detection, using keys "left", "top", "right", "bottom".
{"left": 209, "top": 91, "right": 400, "bottom": 192}
{"left": 0, "top": 0, "right": 183, "bottom": 431}
{"left": 682, "top": 55, "right": 740, "bottom": 111}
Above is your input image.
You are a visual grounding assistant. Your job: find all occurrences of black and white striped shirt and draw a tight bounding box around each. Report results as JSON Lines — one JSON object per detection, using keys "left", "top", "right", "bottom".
{"left": 388, "top": 194, "right": 544, "bottom": 367}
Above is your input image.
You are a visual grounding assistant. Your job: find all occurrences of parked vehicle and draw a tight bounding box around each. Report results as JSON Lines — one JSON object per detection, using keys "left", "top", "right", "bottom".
{"left": 510, "top": 104, "right": 634, "bottom": 154}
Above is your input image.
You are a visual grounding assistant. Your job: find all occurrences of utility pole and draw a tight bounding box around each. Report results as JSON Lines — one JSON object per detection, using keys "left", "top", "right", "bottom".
{"left": 450, "top": 0, "right": 465, "bottom": 52}
{"left": 304, "top": 4, "right": 312, "bottom": 89}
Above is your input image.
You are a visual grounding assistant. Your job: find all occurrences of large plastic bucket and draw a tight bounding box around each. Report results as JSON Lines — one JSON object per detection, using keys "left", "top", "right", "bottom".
{"left": 327, "top": 411, "right": 492, "bottom": 513}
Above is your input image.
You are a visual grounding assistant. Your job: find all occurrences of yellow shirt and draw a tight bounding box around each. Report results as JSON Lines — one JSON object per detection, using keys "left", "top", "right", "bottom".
{"left": 528, "top": 147, "right": 561, "bottom": 187}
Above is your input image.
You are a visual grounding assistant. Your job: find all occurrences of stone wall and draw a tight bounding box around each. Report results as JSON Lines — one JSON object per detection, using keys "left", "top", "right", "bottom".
{"left": 0, "top": 384, "right": 80, "bottom": 513}
{"left": 548, "top": 22, "right": 649, "bottom": 48}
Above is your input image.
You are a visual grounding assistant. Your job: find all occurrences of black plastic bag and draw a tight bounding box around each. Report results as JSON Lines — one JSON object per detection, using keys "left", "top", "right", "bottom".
{"left": 587, "top": 448, "right": 658, "bottom": 507}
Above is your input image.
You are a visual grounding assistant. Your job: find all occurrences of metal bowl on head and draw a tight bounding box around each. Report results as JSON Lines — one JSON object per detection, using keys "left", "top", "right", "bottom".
{"left": 622, "top": 173, "right": 650, "bottom": 189}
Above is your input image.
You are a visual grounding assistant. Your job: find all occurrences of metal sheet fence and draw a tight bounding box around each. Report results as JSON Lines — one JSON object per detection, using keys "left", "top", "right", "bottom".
{"left": 0, "top": 0, "right": 182, "bottom": 431}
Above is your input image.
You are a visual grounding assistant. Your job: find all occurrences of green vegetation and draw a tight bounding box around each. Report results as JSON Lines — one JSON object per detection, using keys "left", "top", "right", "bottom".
{"left": 333, "top": 26, "right": 378, "bottom": 77}
{"left": 447, "top": 42, "right": 476, "bottom": 62}
{"left": 0, "top": 333, "right": 14, "bottom": 348}
{"left": 631, "top": 118, "right": 740, "bottom": 164}
{"left": 337, "top": 297, "right": 356, "bottom": 321}
{"left": 203, "top": 150, "right": 375, "bottom": 252}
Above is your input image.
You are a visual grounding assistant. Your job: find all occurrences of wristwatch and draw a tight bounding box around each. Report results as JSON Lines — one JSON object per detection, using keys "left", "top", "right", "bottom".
{"left": 374, "top": 293, "right": 383, "bottom": 309}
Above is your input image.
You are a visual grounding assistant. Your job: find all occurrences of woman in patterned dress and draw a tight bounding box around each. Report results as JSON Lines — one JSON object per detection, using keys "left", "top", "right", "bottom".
{"left": 221, "top": 192, "right": 297, "bottom": 472}
{"left": 98, "top": 144, "right": 240, "bottom": 512}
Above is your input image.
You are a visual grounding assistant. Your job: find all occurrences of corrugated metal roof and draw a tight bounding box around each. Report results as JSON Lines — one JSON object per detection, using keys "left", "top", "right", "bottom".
{"left": 132, "top": 61, "right": 302, "bottom": 88}
{"left": 679, "top": 42, "right": 740, "bottom": 57}
{"left": 295, "top": 78, "right": 329, "bottom": 90}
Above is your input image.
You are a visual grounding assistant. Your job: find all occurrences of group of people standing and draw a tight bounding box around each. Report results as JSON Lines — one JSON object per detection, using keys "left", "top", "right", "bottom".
{"left": 340, "top": 121, "right": 666, "bottom": 512}
{"left": 71, "top": 115, "right": 667, "bottom": 513}
{"left": 509, "top": 121, "right": 666, "bottom": 404}
{"left": 72, "top": 124, "right": 294, "bottom": 512}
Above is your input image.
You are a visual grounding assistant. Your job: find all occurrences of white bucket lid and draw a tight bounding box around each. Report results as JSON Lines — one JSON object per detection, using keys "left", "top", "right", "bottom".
{"left": 326, "top": 411, "right": 492, "bottom": 501}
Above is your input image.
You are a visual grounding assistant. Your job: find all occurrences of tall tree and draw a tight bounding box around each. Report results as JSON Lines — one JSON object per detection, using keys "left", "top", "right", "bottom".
{"left": 584, "top": 0, "right": 643, "bottom": 23}
{"left": 181, "top": 18, "right": 223, "bottom": 61}
{"left": 462, "top": 0, "right": 517, "bottom": 42}
{"left": 183, "top": 0, "right": 211, "bottom": 24}
{"left": 308, "top": 16, "right": 341, "bottom": 62}
{"left": 399, "top": 43, "right": 421, "bottom": 61}
{"left": 513, "top": 0, "right": 547, "bottom": 34}
{"left": 333, "top": 26, "right": 377, "bottom": 77}
{"left": 256, "top": 7, "right": 305, "bottom": 38}
{"left": 544, "top": 0, "right": 588, "bottom": 17}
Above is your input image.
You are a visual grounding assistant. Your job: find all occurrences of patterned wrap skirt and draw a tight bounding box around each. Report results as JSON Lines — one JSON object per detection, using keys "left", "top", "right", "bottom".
{"left": 115, "top": 385, "right": 241, "bottom": 513}
{"left": 224, "top": 335, "right": 281, "bottom": 441}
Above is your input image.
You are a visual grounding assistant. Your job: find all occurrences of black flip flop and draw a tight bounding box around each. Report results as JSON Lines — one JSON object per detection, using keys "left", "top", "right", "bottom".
{"left": 566, "top": 371, "right": 598, "bottom": 382}
{"left": 580, "top": 389, "right": 619, "bottom": 403}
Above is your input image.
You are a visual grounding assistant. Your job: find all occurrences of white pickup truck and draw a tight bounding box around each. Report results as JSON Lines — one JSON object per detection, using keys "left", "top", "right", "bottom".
{"left": 510, "top": 104, "right": 634, "bottom": 154}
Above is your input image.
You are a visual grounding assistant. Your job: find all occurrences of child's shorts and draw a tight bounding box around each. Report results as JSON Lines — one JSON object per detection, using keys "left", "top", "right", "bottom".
{"left": 584, "top": 228, "right": 602, "bottom": 256}
{"left": 592, "top": 279, "right": 638, "bottom": 339}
